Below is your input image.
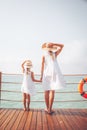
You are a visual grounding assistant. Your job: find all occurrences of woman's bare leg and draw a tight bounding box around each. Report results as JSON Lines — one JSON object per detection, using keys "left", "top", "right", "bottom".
{"left": 44, "top": 91, "right": 49, "bottom": 111}
{"left": 48, "top": 90, "right": 55, "bottom": 113}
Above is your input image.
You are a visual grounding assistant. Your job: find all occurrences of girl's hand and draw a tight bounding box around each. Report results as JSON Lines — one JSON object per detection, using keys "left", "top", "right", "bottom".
{"left": 40, "top": 77, "right": 42, "bottom": 82}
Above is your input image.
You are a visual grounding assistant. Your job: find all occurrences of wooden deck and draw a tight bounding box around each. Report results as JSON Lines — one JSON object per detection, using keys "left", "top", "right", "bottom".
{"left": 0, "top": 108, "right": 87, "bottom": 130}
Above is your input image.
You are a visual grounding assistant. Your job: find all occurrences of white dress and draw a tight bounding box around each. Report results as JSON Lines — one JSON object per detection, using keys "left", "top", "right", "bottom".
{"left": 21, "top": 67, "right": 36, "bottom": 96}
{"left": 42, "top": 51, "right": 66, "bottom": 90}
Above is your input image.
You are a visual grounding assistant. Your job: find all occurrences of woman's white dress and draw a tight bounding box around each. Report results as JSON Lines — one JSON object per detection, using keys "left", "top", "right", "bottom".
{"left": 21, "top": 67, "right": 36, "bottom": 96}
{"left": 42, "top": 51, "right": 66, "bottom": 90}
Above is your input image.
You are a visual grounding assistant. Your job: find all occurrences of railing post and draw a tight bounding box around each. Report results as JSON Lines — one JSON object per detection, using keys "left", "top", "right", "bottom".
{"left": 0, "top": 72, "right": 2, "bottom": 103}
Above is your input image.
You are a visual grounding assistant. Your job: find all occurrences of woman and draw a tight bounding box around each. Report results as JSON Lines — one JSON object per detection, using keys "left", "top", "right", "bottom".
{"left": 40, "top": 42, "right": 66, "bottom": 114}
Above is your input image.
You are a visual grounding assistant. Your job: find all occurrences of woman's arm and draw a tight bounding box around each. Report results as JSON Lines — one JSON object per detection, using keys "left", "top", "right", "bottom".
{"left": 46, "top": 43, "right": 64, "bottom": 57}
{"left": 31, "top": 56, "right": 45, "bottom": 82}
{"left": 53, "top": 43, "right": 64, "bottom": 57}
{"left": 40, "top": 56, "right": 45, "bottom": 81}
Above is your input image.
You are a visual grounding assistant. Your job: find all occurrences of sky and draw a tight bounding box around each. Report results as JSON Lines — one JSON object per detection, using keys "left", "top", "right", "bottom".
{"left": 0, "top": 0, "right": 87, "bottom": 74}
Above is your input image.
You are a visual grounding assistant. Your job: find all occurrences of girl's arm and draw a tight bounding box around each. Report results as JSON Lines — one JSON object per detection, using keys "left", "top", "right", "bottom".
{"left": 21, "top": 62, "right": 25, "bottom": 73}
{"left": 21, "top": 60, "right": 30, "bottom": 67}
{"left": 21, "top": 60, "right": 30, "bottom": 72}
{"left": 31, "top": 72, "right": 42, "bottom": 82}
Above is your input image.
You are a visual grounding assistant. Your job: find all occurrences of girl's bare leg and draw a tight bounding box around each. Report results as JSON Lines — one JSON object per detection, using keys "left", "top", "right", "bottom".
{"left": 48, "top": 90, "right": 55, "bottom": 113}
{"left": 44, "top": 91, "right": 49, "bottom": 112}
{"left": 27, "top": 94, "right": 30, "bottom": 111}
{"left": 23, "top": 93, "right": 27, "bottom": 111}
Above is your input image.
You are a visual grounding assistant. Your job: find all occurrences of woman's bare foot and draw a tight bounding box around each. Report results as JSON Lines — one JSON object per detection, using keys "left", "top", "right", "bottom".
{"left": 24, "top": 108, "right": 27, "bottom": 111}
{"left": 44, "top": 108, "right": 49, "bottom": 113}
{"left": 27, "top": 108, "right": 30, "bottom": 111}
{"left": 48, "top": 109, "right": 55, "bottom": 114}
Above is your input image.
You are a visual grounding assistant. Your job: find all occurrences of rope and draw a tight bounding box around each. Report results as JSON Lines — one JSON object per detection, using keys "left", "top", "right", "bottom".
{"left": 0, "top": 98, "right": 87, "bottom": 102}
{"left": 0, "top": 90, "right": 81, "bottom": 93}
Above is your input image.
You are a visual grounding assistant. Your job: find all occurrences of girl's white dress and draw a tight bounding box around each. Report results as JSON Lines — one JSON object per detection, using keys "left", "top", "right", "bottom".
{"left": 21, "top": 67, "right": 36, "bottom": 96}
{"left": 42, "top": 51, "right": 66, "bottom": 90}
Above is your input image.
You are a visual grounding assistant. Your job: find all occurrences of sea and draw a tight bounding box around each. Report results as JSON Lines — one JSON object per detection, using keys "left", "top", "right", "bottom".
{"left": 0, "top": 73, "right": 87, "bottom": 109}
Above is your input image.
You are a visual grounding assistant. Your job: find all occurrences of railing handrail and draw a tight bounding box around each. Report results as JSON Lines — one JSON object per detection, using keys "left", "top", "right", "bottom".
{"left": 1, "top": 72, "right": 87, "bottom": 76}
{"left": 1, "top": 98, "right": 87, "bottom": 102}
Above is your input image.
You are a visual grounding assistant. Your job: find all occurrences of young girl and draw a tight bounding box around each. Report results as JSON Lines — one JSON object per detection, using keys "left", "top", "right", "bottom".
{"left": 40, "top": 43, "right": 66, "bottom": 114}
{"left": 21, "top": 60, "right": 41, "bottom": 111}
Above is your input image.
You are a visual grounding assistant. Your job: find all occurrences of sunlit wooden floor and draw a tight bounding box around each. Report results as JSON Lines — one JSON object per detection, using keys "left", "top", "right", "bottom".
{"left": 0, "top": 108, "right": 87, "bottom": 130}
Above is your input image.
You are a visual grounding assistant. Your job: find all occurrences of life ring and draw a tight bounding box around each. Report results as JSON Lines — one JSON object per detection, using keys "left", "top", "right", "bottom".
{"left": 78, "top": 77, "right": 87, "bottom": 98}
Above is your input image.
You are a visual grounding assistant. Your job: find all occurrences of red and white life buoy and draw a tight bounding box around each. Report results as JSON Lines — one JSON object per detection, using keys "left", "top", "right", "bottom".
{"left": 78, "top": 77, "right": 87, "bottom": 98}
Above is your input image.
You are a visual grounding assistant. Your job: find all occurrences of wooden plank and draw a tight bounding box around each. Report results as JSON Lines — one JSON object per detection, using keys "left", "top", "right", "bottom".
{"left": 36, "top": 109, "right": 43, "bottom": 130}
{"left": 60, "top": 109, "right": 75, "bottom": 130}
{"left": 68, "top": 109, "right": 80, "bottom": 130}
{"left": 0, "top": 72, "right": 2, "bottom": 100}
{"left": 81, "top": 109, "right": 87, "bottom": 123}
{"left": 0, "top": 109, "right": 16, "bottom": 130}
{"left": 82, "top": 109, "right": 87, "bottom": 115}
{"left": 54, "top": 109, "right": 66, "bottom": 130}
{"left": 76, "top": 109, "right": 87, "bottom": 129}
{"left": 57, "top": 109, "right": 68, "bottom": 130}
{"left": 52, "top": 109, "right": 61, "bottom": 130}
{"left": 17, "top": 110, "right": 28, "bottom": 130}
{"left": 46, "top": 112, "right": 55, "bottom": 130}
{"left": 69, "top": 109, "right": 87, "bottom": 130}
{"left": 81, "top": 109, "right": 87, "bottom": 128}
{"left": 0, "top": 109, "right": 8, "bottom": 120}
{"left": 69, "top": 109, "right": 83, "bottom": 129}
{"left": 0, "top": 109, "right": 12, "bottom": 126}
{"left": 24, "top": 110, "right": 33, "bottom": 130}
{"left": 61, "top": 109, "right": 76, "bottom": 130}
{"left": 11, "top": 109, "right": 24, "bottom": 130}
{"left": 5, "top": 109, "right": 20, "bottom": 130}
{"left": 0, "top": 108, "right": 4, "bottom": 114}
{"left": 42, "top": 109, "right": 48, "bottom": 130}
{"left": 29, "top": 109, "right": 38, "bottom": 130}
